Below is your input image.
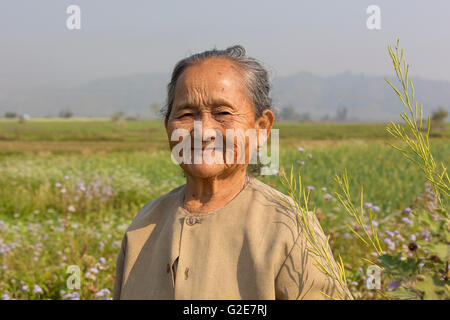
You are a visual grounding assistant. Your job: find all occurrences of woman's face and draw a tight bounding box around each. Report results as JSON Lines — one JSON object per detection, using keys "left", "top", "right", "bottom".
{"left": 165, "top": 57, "right": 269, "bottom": 179}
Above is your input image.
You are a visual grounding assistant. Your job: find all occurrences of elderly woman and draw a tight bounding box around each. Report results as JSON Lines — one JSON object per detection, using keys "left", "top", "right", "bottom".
{"left": 113, "top": 45, "right": 348, "bottom": 300}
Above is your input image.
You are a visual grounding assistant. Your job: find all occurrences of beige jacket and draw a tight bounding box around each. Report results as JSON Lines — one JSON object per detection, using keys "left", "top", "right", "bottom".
{"left": 113, "top": 176, "right": 350, "bottom": 300}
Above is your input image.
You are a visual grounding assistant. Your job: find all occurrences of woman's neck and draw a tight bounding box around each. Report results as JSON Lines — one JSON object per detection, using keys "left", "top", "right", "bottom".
{"left": 183, "top": 170, "right": 248, "bottom": 214}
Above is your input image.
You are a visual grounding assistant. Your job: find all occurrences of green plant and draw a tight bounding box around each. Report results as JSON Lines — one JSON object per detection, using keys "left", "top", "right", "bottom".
{"left": 276, "top": 167, "right": 352, "bottom": 300}
{"left": 276, "top": 38, "right": 449, "bottom": 300}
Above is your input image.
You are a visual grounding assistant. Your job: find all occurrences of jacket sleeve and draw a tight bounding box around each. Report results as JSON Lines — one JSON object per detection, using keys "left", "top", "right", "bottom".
{"left": 274, "top": 218, "right": 353, "bottom": 300}
{"left": 113, "top": 234, "right": 127, "bottom": 300}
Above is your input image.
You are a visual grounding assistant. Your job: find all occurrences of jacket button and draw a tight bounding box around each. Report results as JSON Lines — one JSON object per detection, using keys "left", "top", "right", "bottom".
{"left": 186, "top": 216, "right": 197, "bottom": 226}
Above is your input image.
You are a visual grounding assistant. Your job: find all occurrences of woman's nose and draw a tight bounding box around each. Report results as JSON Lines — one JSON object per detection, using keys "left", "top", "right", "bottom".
{"left": 199, "top": 112, "right": 218, "bottom": 133}
{"left": 192, "top": 113, "right": 221, "bottom": 143}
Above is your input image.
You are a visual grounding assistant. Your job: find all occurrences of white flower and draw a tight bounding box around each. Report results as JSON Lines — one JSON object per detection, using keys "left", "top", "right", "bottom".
{"left": 89, "top": 267, "right": 99, "bottom": 274}
{"left": 55, "top": 183, "right": 62, "bottom": 188}
{"left": 33, "top": 285, "right": 43, "bottom": 294}
{"left": 111, "top": 241, "right": 120, "bottom": 248}
{"left": 323, "top": 193, "right": 332, "bottom": 200}
{"left": 68, "top": 205, "right": 76, "bottom": 213}
{"left": 64, "top": 176, "right": 70, "bottom": 180}
{"left": 85, "top": 272, "right": 96, "bottom": 281}
{"left": 2, "top": 293, "right": 10, "bottom": 300}
{"left": 307, "top": 153, "right": 312, "bottom": 159}
{"left": 67, "top": 292, "right": 80, "bottom": 300}
{"left": 60, "top": 188, "right": 66, "bottom": 194}
{"left": 297, "top": 147, "right": 305, "bottom": 152}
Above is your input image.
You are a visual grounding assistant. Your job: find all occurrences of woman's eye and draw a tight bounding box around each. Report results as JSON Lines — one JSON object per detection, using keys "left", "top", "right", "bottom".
{"left": 216, "top": 112, "right": 231, "bottom": 116}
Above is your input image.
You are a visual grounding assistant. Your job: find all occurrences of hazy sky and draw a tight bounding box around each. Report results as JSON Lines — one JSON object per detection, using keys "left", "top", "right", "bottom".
{"left": 1, "top": 0, "right": 450, "bottom": 87}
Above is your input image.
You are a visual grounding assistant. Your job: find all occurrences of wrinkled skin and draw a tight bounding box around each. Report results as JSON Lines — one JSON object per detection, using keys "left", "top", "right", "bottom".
{"left": 165, "top": 57, "right": 274, "bottom": 213}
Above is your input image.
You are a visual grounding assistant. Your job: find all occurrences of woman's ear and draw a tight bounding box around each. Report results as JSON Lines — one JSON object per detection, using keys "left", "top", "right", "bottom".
{"left": 256, "top": 109, "right": 275, "bottom": 144}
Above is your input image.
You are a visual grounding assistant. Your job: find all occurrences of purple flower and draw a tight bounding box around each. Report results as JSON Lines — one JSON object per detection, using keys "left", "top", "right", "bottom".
{"left": 68, "top": 292, "right": 80, "bottom": 300}
{"left": 297, "top": 147, "right": 305, "bottom": 152}
{"left": 307, "top": 154, "right": 312, "bottom": 159}
{"left": 386, "top": 231, "right": 395, "bottom": 237}
{"left": 306, "top": 186, "right": 315, "bottom": 191}
{"left": 89, "top": 267, "right": 99, "bottom": 274}
{"left": 364, "top": 202, "right": 373, "bottom": 209}
{"left": 33, "top": 285, "right": 43, "bottom": 294}
{"left": 388, "top": 281, "right": 400, "bottom": 290}
{"left": 403, "top": 207, "right": 412, "bottom": 214}
{"left": 95, "top": 288, "right": 111, "bottom": 298}
{"left": 401, "top": 217, "right": 413, "bottom": 225}
{"left": 372, "top": 206, "right": 380, "bottom": 212}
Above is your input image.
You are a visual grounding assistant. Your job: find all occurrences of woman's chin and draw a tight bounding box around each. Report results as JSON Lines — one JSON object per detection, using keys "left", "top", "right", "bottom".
{"left": 183, "top": 163, "right": 227, "bottom": 179}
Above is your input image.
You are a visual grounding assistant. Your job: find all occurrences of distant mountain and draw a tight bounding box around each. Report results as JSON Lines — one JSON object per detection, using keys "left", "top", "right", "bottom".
{"left": 1, "top": 71, "right": 449, "bottom": 121}
{"left": 272, "top": 71, "right": 450, "bottom": 121}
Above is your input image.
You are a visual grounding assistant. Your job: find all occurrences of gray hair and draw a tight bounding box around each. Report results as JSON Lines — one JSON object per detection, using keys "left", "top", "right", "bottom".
{"left": 162, "top": 45, "right": 272, "bottom": 122}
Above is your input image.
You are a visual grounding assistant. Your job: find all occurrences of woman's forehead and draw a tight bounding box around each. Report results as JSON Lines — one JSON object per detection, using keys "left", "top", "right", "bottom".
{"left": 174, "top": 58, "right": 246, "bottom": 96}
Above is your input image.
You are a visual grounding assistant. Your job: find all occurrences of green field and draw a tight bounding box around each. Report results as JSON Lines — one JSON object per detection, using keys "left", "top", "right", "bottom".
{"left": 0, "top": 119, "right": 448, "bottom": 300}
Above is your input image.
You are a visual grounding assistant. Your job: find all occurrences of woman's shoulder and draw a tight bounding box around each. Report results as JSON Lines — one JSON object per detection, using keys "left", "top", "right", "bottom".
{"left": 247, "top": 176, "right": 296, "bottom": 213}
{"left": 126, "top": 184, "right": 186, "bottom": 231}
{"left": 249, "top": 176, "right": 292, "bottom": 198}
{"left": 246, "top": 176, "right": 299, "bottom": 229}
